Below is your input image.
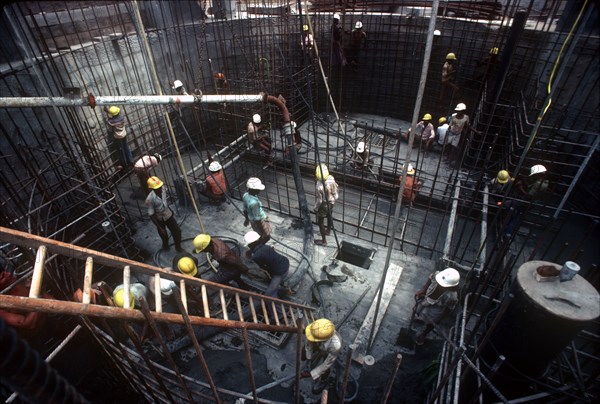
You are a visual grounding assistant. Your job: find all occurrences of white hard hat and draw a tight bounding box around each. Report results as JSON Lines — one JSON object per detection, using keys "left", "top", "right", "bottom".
{"left": 455, "top": 103, "right": 467, "bottom": 111}
{"left": 434, "top": 29, "right": 441, "bottom": 36}
{"left": 530, "top": 164, "right": 547, "bottom": 176}
{"left": 435, "top": 268, "right": 460, "bottom": 287}
{"left": 209, "top": 161, "right": 222, "bottom": 172}
{"left": 290, "top": 121, "right": 297, "bottom": 129}
{"left": 246, "top": 177, "right": 265, "bottom": 191}
{"left": 244, "top": 231, "right": 261, "bottom": 245}
{"left": 356, "top": 141, "right": 365, "bottom": 153}
{"left": 160, "top": 279, "right": 175, "bottom": 296}
{"left": 173, "top": 80, "right": 183, "bottom": 89}
{"left": 355, "top": 21, "right": 363, "bottom": 29}
{"left": 253, "top": 114, "right": 261, "bottom": 124}
{"left": 333, "top": 13, "right": 340, "bottom": 20}
{"left": 406, "top": 164, "right": 415, "bottom": 175}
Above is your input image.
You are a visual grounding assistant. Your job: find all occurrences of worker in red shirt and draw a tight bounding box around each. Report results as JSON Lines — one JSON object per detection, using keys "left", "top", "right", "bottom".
{"left": 198, "top": 161, "right": 228, "bottom": 205}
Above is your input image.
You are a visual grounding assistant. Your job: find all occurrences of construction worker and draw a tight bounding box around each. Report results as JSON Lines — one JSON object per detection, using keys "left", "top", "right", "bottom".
{"left": 516, "top": 164, "right": 549, "bottom": 200}
{"left": 436, "top": 117, "right": 449, "bottom": 150}
{"left": 197, "top": 161, "right": 228, "bottom": 205}
{"left": 105, "top": 105, "right": 133, "bottom": 169}
{"left": 314, "top": 164, "right": 339, "bottom": 246}
{"left": 172, "top": 79, "right": 189, "bottom": 95}
{"left": 145, "top": 176, "right": 183, "bottom": 252}
{"left": 488, "top": 170, "right": 516, "bottom": 238}
{"left": 476, "top": 47, "right": 501, "bottom": 84}
{"left": 440, "top": 52, "right": 458, "bottom": 102}
{"left": 112, "top": 283, "right": 147, "bottom": 309}
{"left": 397, "top": 163, "right": 422, "bottom": 207}
{"left": 213, "top": 72, "right": 229, "bottom": 90}
{"left": 133, "top": 153, "right": 162, "bottom": 195}
{"left": 192, "top": 234, "right": 250, "bottom": 290}
{"left": 413, "top": 268, "right": 460, "bottom": 345}
{"left": 300, "top": 25, "right": 314, "bottom": 58}
{"left": 446, "top": 103, "right": 476, "bottom": 166}
{"left": 244, "top": 230, "right": 289, "bottom": 299}
{"left": 301, "top": 318, "right": 343, "bottom": 393}
{"left": 347, "top": 21, "right": 366, "bottom": 71}
{"left": 403, "top": 113, "right": 435, "bottom": 151}
{"left": 173, "top": 252, "right": 199, "bottom": 277}
{"left": 331, "top": 13, "right": 346, "bottom": 67}
{"left": 0, "top": 271, "right": 51, "bottom": 329}
{"left": 352, "top": 141, "right": 371, "bottom": 169}
{"left": 247, "top": 114, "right": 273, "bottom": 166}
{"left": 283, "top": 121, "right": 302, "bottom": 157}
{"left": 243, "top": 177, "right": 271, "bottom": 245}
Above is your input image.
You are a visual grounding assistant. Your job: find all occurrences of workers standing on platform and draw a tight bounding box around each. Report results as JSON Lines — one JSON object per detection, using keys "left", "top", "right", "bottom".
{"left": 105, "top": 106, "right": 133, "bottom": 169}
{"left": 247, "top": 114, "right": 273, "bottom": 167}
{"left": 301, "top": 318, "right": 343, "bottom": 393}
{"left": 197, "top": 161, "right": 228, "bottom": 205}
{"left": 133, "top": 153, "right": 162, "bottom": 194}
{"left": 192, "top": 234, "right": 250, "bottom": 290}
{"left": 145, "top": 176, "right": 183, "bottom": 252}
{"left": 413, "top": 268, "right": 460, "bottom": 345}
{"left": 440, "top": 52, "right": 459, "bottom": 102}
{"left": 243, "top": 177, "right": 271, "bottom": 245}
{"left": 314, "top": 164, "right": 339, "bottom": 246}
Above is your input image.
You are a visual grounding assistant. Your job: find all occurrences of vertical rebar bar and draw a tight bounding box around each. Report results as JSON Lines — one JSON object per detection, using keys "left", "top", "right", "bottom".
{"left": 338, "top": 343, "right": 357, "bottom": 404}
{"left": 171, "top": 285, "right": 222, "bottom": 403}
{"left": 381, "top": 353, "right": 403, "bottom": 404}
{"left": 242, "top": 327, "right": 258, "bottom": 403}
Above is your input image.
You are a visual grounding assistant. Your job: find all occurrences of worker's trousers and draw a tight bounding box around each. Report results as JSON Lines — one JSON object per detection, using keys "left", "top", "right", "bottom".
{"left": 153, "top": 215, "right": 182, "bottom": 249}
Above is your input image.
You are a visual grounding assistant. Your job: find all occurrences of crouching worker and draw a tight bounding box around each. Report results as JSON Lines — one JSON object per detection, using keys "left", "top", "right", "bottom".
{"left": 301, "top": 318, "right": 343, "bottom": 394}
{"left": 193, "top": 234, "right": 251, "bottom": 290}
{"left": 245, "top": 231, "right": 289, "bottom": 298}
{"left": 413, "top": 268, "right": 460, "bottom": 345}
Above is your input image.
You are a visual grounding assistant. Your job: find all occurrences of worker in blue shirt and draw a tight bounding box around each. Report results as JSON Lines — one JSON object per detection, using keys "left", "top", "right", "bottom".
{"left": 243, "top": 177, "right": 271, "bottom": 244}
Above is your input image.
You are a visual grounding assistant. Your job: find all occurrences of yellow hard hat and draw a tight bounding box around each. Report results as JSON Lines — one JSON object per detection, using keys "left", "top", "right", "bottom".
{"left": 113, "top": 285, "right": 135, "bottom": 309}
{"left": 147, "top": 176, "right": 163, "bottom": 190}
{"left": 490, "top": 47, "right": 499, "bottom": 55}
{"left": 438, "top": 117, "right": 447, "bottom": 124}
{"left": 108, "top": 106, "right": 121, "bottom": 117}
{"left": 315, "top": 164, "right": 329, "bottom": 181}
{"left": 177, "top": 257, "right": 198, "bottom": 277}
{"left": 193, "top": 234, "right": 211, "bottom": 253}
{"left": 303, "top": 24, "right": 309, "bottom": 32}
{"left": 446, "top": 52, "right": 456, "bottom": 60}
{"left": 497, "top": 170, "right": 510, "bottom": 184}
{"left": 305, "top": 319, "right": 335, "bottom": 342}
{"left": 422, "top": 113, "right": 432, "bottom": 121}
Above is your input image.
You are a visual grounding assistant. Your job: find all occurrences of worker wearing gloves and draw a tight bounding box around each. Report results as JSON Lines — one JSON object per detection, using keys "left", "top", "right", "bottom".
{"left": 301, "top": 319, "right": 343, "bottom": 393}
{"left": 193, "top": 234, "right": 250, "bottom": 290}
{"left": 413, "top": 268, "right": 460, "bottom": 345}
{"left": 145, "top": 176, "right": 183, "bottom": 252}
{"left": 243, "top": 177, "right": 271, "bottom": 245}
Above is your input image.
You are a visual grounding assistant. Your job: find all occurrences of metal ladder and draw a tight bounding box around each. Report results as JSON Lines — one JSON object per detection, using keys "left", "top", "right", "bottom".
{"left": 0, "top": 225, "right": 317, "bottom": 403}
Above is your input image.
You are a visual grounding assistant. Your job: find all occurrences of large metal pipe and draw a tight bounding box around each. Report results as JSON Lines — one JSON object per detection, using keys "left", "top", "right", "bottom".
{"left": 0, "top": 94, "right": 266, "bottom": 108}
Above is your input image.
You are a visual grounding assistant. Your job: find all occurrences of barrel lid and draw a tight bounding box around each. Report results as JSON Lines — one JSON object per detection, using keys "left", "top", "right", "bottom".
{"left": 517, "top": 261, "right": 600, "bottom": 321}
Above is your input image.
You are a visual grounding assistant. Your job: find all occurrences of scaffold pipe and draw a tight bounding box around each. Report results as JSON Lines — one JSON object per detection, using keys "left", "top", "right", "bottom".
{"left": 0, "top": 94, "right": 266, "bottom": 108}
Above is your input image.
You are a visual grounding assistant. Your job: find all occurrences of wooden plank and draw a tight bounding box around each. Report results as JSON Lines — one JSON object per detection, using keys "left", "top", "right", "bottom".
{"left": 82, "top": 257, "right": 93, "bottom": 304}
{"left": 29, "top": 246, "right": 47, "bottom": 298}
{"left": 352, "top": 263, "right": 403, "bottom": 363}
